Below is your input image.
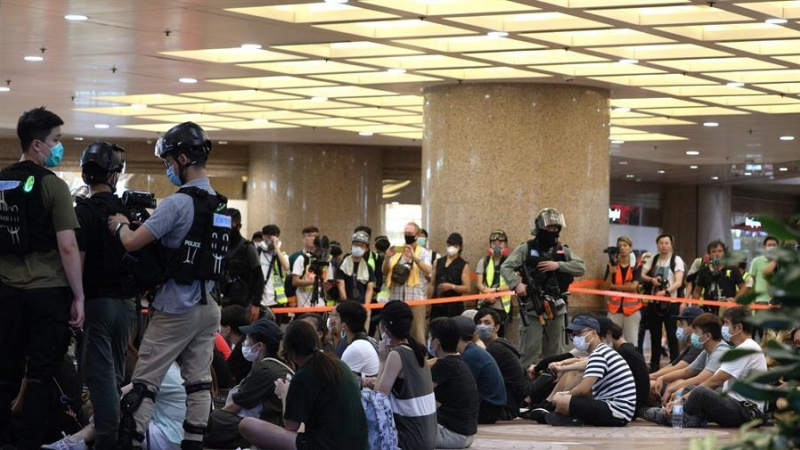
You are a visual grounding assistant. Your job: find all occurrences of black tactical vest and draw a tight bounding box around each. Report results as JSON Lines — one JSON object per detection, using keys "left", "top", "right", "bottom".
{"left": 0, "top": 161, "right": 58, "bottom": 254}
{"left": 524, "top": 239, "right": 575, "bottom": 296}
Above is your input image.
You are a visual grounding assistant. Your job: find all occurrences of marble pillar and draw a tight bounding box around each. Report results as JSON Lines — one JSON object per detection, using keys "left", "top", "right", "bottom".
{"left": 247, "top": 143, "right": 383, "bottom": 250}
{"left": 422, "top": 83, "right": 610, "bottom": 311}
{"left": 698, "top": 185, "right": 732, "bottom": 251}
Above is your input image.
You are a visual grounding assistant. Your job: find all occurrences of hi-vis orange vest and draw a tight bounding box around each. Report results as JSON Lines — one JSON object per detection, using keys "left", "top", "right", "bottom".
{"left": 607, "top": 264, "right": 643, "bottom": 316}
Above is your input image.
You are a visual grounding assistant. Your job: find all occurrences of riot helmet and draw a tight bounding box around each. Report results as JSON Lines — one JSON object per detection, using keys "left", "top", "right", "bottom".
{"left": 532, "top": 208, "right": 566, "bottom": 235}
{"left": 352, "top": 230, "right": 370, "bottom": 245}
{"left": 154, "top": 121, "right": 211, "bottom": 163}
{"left": 80, "top": 141, "right": 125, "bottom": 190}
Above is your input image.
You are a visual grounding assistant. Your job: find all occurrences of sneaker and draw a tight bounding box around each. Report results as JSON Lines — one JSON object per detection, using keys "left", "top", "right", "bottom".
{"left": 643, "top": 407, "right": 669, "bottom": 426}
{"left": 528, "top": 408, "right": 551, "bottom": 424}
{"left": 545, "top": 412, "right": 584, "bottom": 427}
{"left": 41, "top": 433, "right": 87, "bottom": 450}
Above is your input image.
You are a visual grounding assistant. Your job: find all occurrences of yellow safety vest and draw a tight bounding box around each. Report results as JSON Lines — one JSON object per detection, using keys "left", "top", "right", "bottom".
{"left": 484, "top": 257, "right": 511, "bottom": 313}
{"left": 271, "top": 256, "right": 287, "bottom": 305}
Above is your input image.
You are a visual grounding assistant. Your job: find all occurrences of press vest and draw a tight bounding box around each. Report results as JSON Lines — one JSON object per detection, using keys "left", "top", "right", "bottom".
{"left": 606, "top": 264, "right": 642, "bottom": 316}
{"left": 0, "top": 161, "right": 58, "bottom": 254}
{"left": 483, "top": 256, "right": 511, "bottom": 313}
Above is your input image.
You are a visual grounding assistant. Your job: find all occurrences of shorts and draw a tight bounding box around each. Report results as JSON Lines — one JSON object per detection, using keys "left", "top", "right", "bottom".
{"left": 569, "top": 396, "right": 628, "bottom": 427}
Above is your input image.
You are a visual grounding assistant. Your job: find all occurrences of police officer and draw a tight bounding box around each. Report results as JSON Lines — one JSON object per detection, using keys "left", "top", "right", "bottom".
{"left": 500, "top": 208, "right": 585, "bottom": 369}
{"left": 107, "top": 122, "right": 230, "bottom": 450}
{"left": 75, "top": 141, "right": 137, "bottom": 450}
{"left": 0, "top": 107, "right": 84, "bottom": 450}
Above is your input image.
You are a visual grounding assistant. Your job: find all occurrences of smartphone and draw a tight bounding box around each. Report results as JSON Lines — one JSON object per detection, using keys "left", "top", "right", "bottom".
{"left": 394, "top": 245, "right": 406, "bottom": 252}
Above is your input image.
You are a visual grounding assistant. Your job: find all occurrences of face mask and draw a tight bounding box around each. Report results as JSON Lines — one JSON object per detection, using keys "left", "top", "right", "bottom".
{"left": 721, "top": 325, "right": 740, "bottom": 342}
{"left": 381, "top": 331, "right": 389, "bottom": 343}
{"left": 537, "top": 229, "right": 559, "bottom": 250}
{"left": 475, "top": 324, "right": 494, "bottom": 341}
{"left": 572, "top": 335, "right": 590, "bottom": 352}
{"left": 711, "top": 257, "right": 722, "bottom": 266}
{"left": 166, "top": 164, "right": 182, "bottom": 187}
{"left": 241, "top": 344, "right": 260, "bottom": 362}
{"left": 691, "top": 332, "right": 706, "bottom": 349}
{"left": 446, "top": 246, "right": 459, "bottom": 257}
{"left": 426, "top": 337, "right": 436, "bottom": 355}
{"left": 765, "top": 247, "right": 777, "bottom": 261}
{"left": 417, "top": 237, "right": 427, "bottom": 247}
{"left": 404, "top": 234, "right": 416, "bottom": 245}
{"left": 326, "top": 317, "right": 333, "bottom": 329}
{"left": 340, "top": 329, "right": 347, "bottom": 341}
{"left": 257, "top": 241, "right": 269, "bottom": 252}
{"left": 43, "top": 142, "right": 64, "bottom": 168}
{"left": 351, "top": 246, "right": 365, "bottom": 258}
{"left": 675, "top": 327, "right": 686, "bottom": 341}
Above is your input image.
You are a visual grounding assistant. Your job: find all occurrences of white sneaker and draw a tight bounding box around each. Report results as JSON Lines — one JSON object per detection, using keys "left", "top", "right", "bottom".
{"left": 41, "top": 432, "right": 88, "bottom": 450}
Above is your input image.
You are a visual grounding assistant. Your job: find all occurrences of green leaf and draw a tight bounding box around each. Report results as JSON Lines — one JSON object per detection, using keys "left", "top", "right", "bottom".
{"left": 758, "top": 215, "right": 800, "bottom": 242}
{"left": 721, "top": 348, "right": 760, "bottom": 363}
{"left": 746, "top": 364, "right": 800, "bottom": 384}
{"left": 737, "top": 291, "right": 758, "bottom": 306}
{"left": 731, "top": 381, "right": 783, "bottom": 402}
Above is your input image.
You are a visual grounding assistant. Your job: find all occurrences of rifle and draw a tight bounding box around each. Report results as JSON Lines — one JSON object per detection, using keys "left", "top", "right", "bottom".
{"left": 519, "top": 264, "right": 548, "bottom": 327}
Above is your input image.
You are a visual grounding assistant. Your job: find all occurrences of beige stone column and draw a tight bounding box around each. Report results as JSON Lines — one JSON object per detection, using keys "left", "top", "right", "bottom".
{"left": 422, "top": 83, "right": 610, "bottom": 312}
{"left": 247, "top": 143, "right": 383, "bottom": 250}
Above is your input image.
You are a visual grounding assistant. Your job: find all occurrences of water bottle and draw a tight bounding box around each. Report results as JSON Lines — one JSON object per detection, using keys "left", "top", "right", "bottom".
{"left": 672, "top": 391, "right": 684, "bottom": 429}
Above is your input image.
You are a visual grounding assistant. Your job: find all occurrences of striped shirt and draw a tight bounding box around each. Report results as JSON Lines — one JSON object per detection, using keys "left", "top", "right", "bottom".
{"left": 584, "top": 343, "right": 636, "bottom": 421}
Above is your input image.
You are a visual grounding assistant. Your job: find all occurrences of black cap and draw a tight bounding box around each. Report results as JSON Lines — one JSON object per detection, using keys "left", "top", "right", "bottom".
{"left": 597, "top": 317, "right": 614, "bottom": 336}
{"left": 566, "top": 314, "right": 600, "bottom": 333}
{"left": 453, "top": 315, "right": 475, "bottom": 340}
{"left": 239, "top": 318, "right": 283, "bottom": 345}
{"left": 675, "top": 306, "right": 704, "bottom": 321}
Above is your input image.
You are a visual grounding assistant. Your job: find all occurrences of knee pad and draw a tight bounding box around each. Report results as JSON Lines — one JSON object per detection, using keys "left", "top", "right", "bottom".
{"left": 184, "top": 382, "right": 211, "bottom": 396}
{"left": 183, "top": 420, "right": 208, "bottom": 436}
{"left": 180, "top": 439, "right": 204, "bottom": 450}
{"left": 118, "top": 383, "right": 156, "bottom": 450}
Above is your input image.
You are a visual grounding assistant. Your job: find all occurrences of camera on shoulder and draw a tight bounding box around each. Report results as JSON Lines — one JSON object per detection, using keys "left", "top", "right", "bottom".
{"left": 122, "top": 190, "right": 157, "bottom": 222}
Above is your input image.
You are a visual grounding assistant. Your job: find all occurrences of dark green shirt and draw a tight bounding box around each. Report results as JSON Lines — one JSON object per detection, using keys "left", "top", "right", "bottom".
{"left": 285, "top": 359, "right": 368, "bottom": 450}
{"left": 232, "top": 357, "right": 293, "bottom": 425}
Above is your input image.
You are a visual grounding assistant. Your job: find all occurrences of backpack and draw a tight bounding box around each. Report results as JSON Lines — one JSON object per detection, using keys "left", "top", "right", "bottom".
{"left": 360, "top": 389, "right": 398, "bottom": 450}
{"left": 221, "top": 237, "right": 253, "bottom": 306}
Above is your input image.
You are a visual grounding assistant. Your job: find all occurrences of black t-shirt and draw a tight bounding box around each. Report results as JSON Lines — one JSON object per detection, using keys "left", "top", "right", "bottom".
{"left": 615, "top": 342, "right": 650, "bottom": 410}
{"left": 486, "top": 339, "right": 528, "bottom": 408}
{"left": 226, "top": 335, "right": 253, "bottom": 383}
{"left": 335, "top": 259, "right": 376, "bottom": 303}
{"left": 431, "top": 355, "right": 479, "bottom": 436}
{"left": 695, "top": 265, "right": 743, "bottom": 300}
{"left": 670, "top": 344, "right": 702, "bottom": 367}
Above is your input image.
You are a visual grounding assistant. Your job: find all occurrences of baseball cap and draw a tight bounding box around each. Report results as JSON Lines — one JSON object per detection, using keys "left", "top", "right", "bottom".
{"left": 239, "top": 317, "right": 283, "bottom": 344}
{"left": 566, "top": 314, "right": 600, "bottom": 333}
{"left": 453, "top": 315, "right": 475, "bottom": 341}
{"left": 675, "top": 306, "right": 704, "bottom": 321}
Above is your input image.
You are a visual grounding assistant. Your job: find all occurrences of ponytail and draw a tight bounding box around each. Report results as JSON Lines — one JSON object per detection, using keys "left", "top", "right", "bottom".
{"left": 405, "top": 336, "right": 426, "bottom": 368}
{"left": 311, "top": 350, "right": 344, "bottom": 386}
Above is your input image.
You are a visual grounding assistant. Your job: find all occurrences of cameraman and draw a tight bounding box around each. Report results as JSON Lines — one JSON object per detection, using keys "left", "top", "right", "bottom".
{"left": 500, "top": 208, "right": 586, "bottom": 368}
{"left": 692, "top": 240, "right": 747, "bottom": 315}
{"left": 603, "top": 236, "right": 642, "bottom": 344}
{"left": 107, "top": 122, "right": 229, "bottom": 450}
{"left": 292, "top": 235, "right": 334, "bottom": 308}
{"left": 74, "top": 141, "right": 137, "bottom": 450}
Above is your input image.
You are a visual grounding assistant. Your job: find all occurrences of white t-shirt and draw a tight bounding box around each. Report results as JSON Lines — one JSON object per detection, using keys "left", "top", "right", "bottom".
{"left": 643, "top": 253, "right": 686, "bottom": 297}
{"left": 342, "top": 338, "right": 380, "bottom": 377}
{"left": 719, "top": 338, "right": 768, "bottom": 411}
{"left": 292, "top": 256, "right": 333, "bottom": 308}
{"left": 259, "top": 251, "right": 283, "bottom": 307}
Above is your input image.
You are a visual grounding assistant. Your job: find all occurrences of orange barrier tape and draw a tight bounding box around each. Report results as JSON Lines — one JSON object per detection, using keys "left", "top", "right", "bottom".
{"left": 569, "top": 285, "right": 776, "bottom": 310}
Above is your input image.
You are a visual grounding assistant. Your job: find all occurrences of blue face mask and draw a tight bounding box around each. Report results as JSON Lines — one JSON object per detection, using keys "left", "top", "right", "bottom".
{"left": 675, "top": 327, "right": 686, "bottom": 342}
{"left": 417, "top": 237, "right": 426, "bottom": 247}
{"left": 690, "top": 332, "right": 706, "bottom": 349}
{"left": 721, "top": 325, "right": 739, "bottom": 342}
{"left": 44, "top": 142, "right": 64, "bottom": 168}
{"left": 166, "top": 164, "right": 182, "bottom": 186}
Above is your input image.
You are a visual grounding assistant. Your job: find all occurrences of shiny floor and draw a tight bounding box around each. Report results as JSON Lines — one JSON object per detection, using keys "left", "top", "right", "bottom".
{"left": 466, "top": 420, "right": 738, "bottom": 450}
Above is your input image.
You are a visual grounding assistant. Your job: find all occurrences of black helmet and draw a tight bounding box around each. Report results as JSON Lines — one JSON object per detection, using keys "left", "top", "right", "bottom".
{"left": 80, "top": 141, "right": 125, "bottom": 185}
{"left": 155, "top": 121, "right": 211, "bottom": 161}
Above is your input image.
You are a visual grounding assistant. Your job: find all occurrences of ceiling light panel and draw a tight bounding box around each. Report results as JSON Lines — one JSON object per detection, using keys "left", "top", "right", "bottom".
{"left": 644, "top": 85, "right": 760, "bottom": 96}
{"left": 275, "top": 85, "right": 398, "bottom": 98}
{"left": 775, "top": 55, "right": 800, "bottom": 65}
{"left": 610, "top": 97, "right": 704, "bottom": 108}
{"left": 202, "top": 121, "right": 300, "bottom": 130}
{"left": 182, "top": 90, "right": 301, "bottom": 102}
{"left": 225, "top": 111, "right": 328, "bottom": 121}
{"left": 346, "top": 95, "right": 423, "bottom": 107}
{"left": 394, "top": 35, "right": 539, "bottom": 53}
{"left": 347, "top": 54, "right": 489, "bottom": 70}
{"left": 611, "top": 117, "right": 696, "bottom": 126}
{"left": 334, "top": 124, "right": 422, "bottom": 134}
{"left": 590, "top": 74, "right": 715, "bottom": 86}
{"left": 539, "top": 0, "right": 691, "bottom": 7}
{"left": 721, "top": 39, "right": 800, "bottom": 55}
{"left": 370, "top": 115, "right": 424, "bottom": 125}
{"left": 274, "top": 42, "right": 422, "bottom": 59}
{"left": 159, "top": 103, "right": 268, "bottom": 114}
{"left": 207, "top": 76, "right": 333, "bottom": 90}
{"left": 449, "top": 12, "right": 611, "bottom": 33}
{"left": 315, "top": 71, "right": 442, "bottom": 84}
{"left": 609, "top": 132, "right": 688, "bottom": 141}
{"left": 736, "top": 2, "right": 800, "bottom": 19}
{"left": 159, "top": 48, "right": 302, "bottom": 64}
{"left": 226, "top": 4, "right": 398, "bottom": 23}
{"left": 467, "top": 49, "right": 608, "bottom": 66}
{"left": 739, "top": 104, "right": 800, "bottom": 114}
{"left": 593, "top": 44, "right": 732, "bottom": 60}
{"left": 610, "top": 126, "right": 647, "bottom": 135}
{"left": 655, "top": 57, "right": 786, "bottom": 73}
{"left": 397, "top": 105, "right": 424, "bottom": 113}
{"left": 280, "top": 118, "right": 380, "bottom": 128}
{"left": 541, "top": 62, "right": 664, "bottom": 76}
{"left": 315, "top": 19, "right": 474, "bottom": 39}
{"left": 636, "top": 106, "right": 748, "bottom": 116}
{"left": 691, "top": 95, "right": 800, "bottom": 106}
{"left": 419, "top": 66, "right": 549, "bottom": 80}
{"left": 312, "top": 108, "right": 418, "bottom": 118}
{"left": 755, "top": 83, "right": 800, "bottom": 94}
{"left": 92, "top": 94, "right": 206, "bottom": 105}
{"left": 246, "top": 99, "right": 357, "bottom": 110}
{"left": 658, "top": 23, "right": 800, "bottom": 41}
{"left": 588, "top": 5, "right": 751, "bottom": 26}
{"left": 383, "top": 131, "right": 424, "bottom": 139}
{"left": 239, "top": 60, "right": 372, "bottom": 75}
{"left": 360, "top": 0, "right": 535, "bottom": 16}
{"left": 135, "top": 113, "right": 241, "bottom": 123}
{"left": 610, "top": 110, "right": 653, "bottom": 119}
{"left": 119, "top": 124, "right": 222, "bottom": 133}
{"left": 711, "top": 69, "right": 800, "bottom": 84}
{"left": 524, "top": 28, "right": 674, "bottom": 47}
{"left": 73, "top": 106, "right": 177, "bottom": 116}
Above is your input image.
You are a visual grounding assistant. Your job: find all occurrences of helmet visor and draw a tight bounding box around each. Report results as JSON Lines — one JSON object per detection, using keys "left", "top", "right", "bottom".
{"left": 536, "top": 209, "right": 565, "bottom": 230}
{"left": 489, "top": 231, "right": 507, "bottom": 242}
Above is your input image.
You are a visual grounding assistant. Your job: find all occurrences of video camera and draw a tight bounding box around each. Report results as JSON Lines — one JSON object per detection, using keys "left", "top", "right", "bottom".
{"left": 122, "top": 190, "right": 156, "bottom": 223}
{"left": 603, "top": 246, "right": 620, "bottom": 266}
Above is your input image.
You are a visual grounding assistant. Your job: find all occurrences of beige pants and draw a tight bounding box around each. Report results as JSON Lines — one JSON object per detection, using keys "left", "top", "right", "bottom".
{"left": 130, "top": 302, "right": 221, "bottom": 442}
{"left": 609, "top": 310, "right": 641, "bottom": 344}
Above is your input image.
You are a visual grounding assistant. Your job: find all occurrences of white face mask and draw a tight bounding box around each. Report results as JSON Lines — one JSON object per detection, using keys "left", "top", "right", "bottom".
{"left": 241, "top": 343, "right": 260, "bottom": 362}
{"left": 572, "top": 335, "right": 590, "bottom": 352}
{"left": 257, "top": 241, "right": 269, "bottom": 252}
{"left": 351, "top": 246, "right": 366, "bottom": 258}
{"left": 446, "top": 246, "right": 459, "bottom": 257}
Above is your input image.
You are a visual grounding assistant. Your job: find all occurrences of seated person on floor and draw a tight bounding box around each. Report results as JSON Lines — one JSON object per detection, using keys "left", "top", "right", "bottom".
{"left": 544, "top": 314, "right": 637, "bottom": 427}
{"left": 337, "top": 301, "right": 380, "bottom": 378}
{"left": 679, "top": 306, "right": 768, "bottom": 428}
{"left": 206, "top": 317, "right": 293, "bottom": 449}
{"left": 428, "top": 318, "right": 479, "bottom": 449}
{"left": 220, "top": 304, "right": 254, "bottom": 383}
{"left": 524, "top": 347, "right": 588, "bottom": 408}
{"left": 648, "top": 306, "right": 705, "bottom": 387}
{"left": 453, "top": 315, "right": 507, "bottom": 424}
{"left": 596, "top": 318, "right": 651, "bottom": 420}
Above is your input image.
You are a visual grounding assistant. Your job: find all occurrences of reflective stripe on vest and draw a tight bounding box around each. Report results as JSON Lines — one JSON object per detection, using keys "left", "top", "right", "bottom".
{"left": 367, "top": 252, "right": 377, "bottom": 272}
{"left": 485, "top": 258, "right": 511, "bottom": 313}
{"left": 607, "top": 264, "right": 642, "bottom": 315}
{"left": 272, "top": 257, "right": 287, "bottom": 305}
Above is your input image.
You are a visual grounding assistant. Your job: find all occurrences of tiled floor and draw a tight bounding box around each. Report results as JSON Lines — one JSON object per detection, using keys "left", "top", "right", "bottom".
{"left": 464, "top": 420, "right": 737, "bottom": 450}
